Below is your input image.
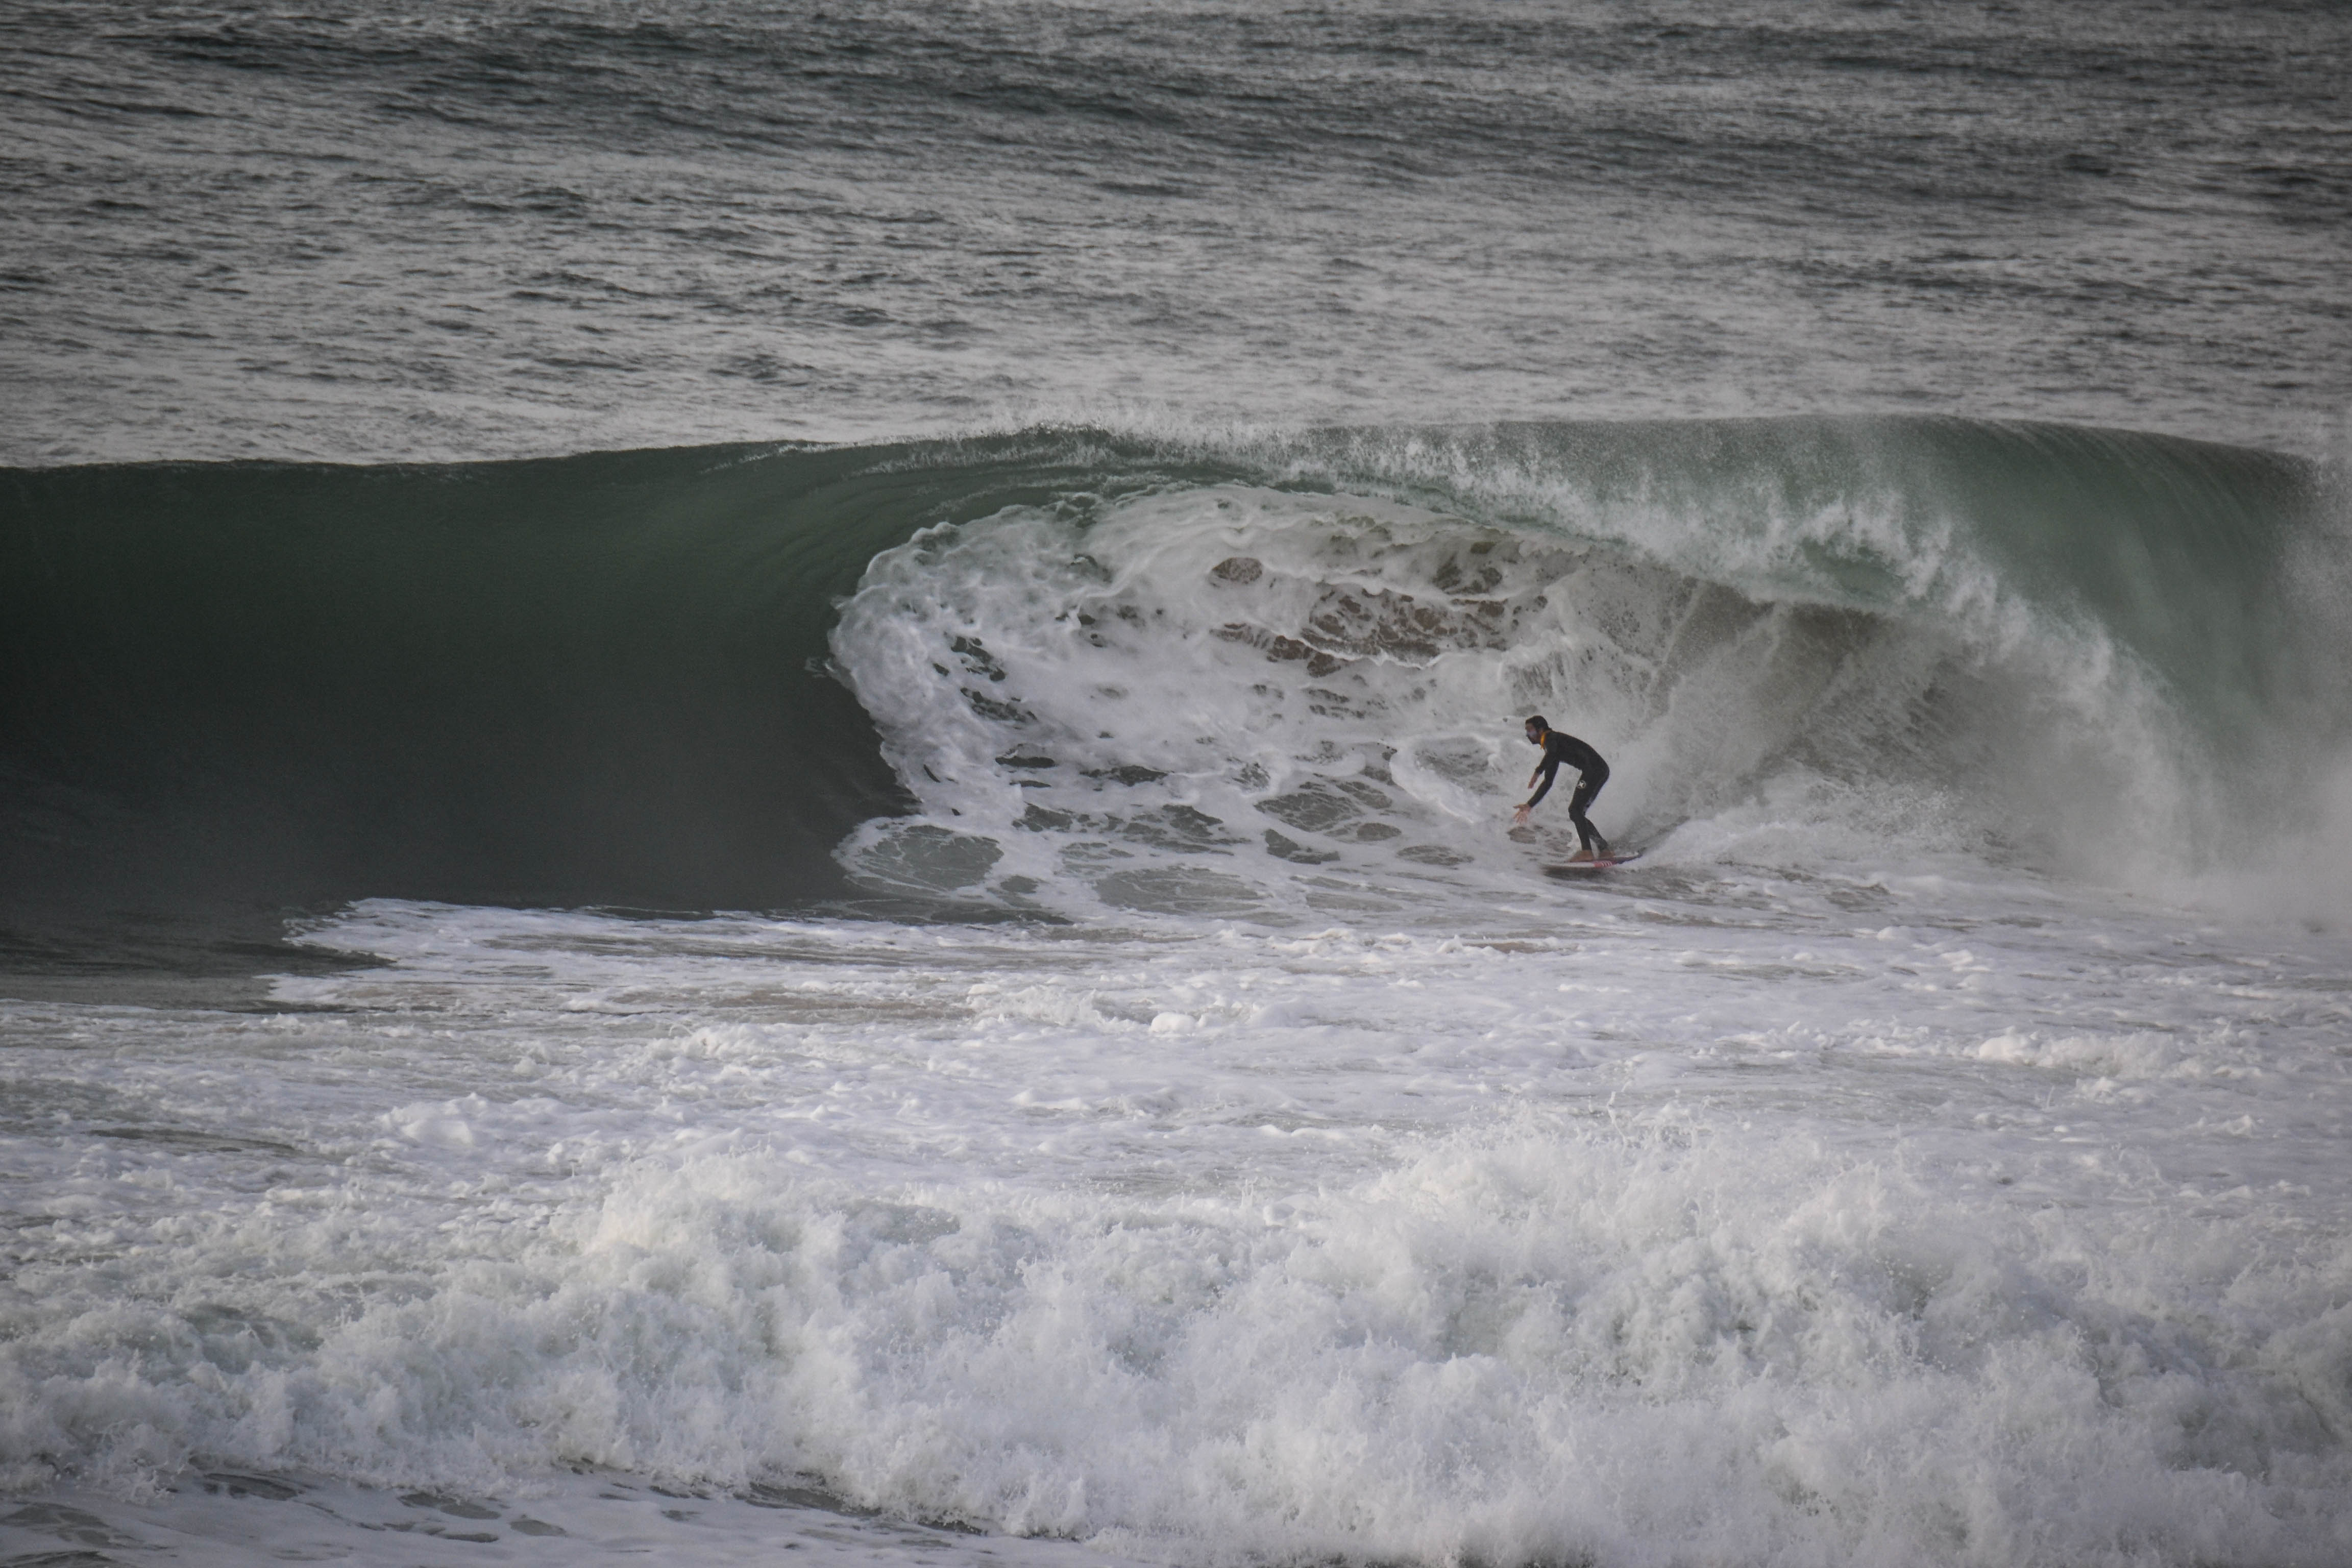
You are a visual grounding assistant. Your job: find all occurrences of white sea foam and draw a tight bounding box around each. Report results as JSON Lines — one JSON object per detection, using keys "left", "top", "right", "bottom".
{"left": 5, "top": 879, "right": 2350, "bottom": 1565}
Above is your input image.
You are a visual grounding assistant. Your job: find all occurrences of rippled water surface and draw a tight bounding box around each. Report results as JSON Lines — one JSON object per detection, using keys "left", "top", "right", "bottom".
{"left": 4, "top": 0, "right": 2347, "bottom": 462}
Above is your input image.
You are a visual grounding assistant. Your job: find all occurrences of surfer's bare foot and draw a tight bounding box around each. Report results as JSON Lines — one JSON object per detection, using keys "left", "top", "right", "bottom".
{"left": 1567, "top": 849, "right": 1594, "bottom": 863}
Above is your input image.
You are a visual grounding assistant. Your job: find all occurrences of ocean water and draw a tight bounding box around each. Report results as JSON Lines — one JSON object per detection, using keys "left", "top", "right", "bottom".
{"left": 6, "top": 0, "right": 2349, "bottom": 463}
{"left": 6, "top": 4, "right": 2352, "bottom": 1567}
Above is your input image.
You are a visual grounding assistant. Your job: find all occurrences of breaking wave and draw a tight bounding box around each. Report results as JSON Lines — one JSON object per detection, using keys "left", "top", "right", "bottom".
{"left": 830, "top": 419, "right": 2341, "bottom": 919}
{"left": 1, "top": 417, "right": 2338, "bottom": 924}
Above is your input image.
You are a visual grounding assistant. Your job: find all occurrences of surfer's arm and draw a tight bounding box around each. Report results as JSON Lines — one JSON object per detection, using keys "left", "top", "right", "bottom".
{"left": 1524, "top": 757, "right": 1560, "bottom": 808}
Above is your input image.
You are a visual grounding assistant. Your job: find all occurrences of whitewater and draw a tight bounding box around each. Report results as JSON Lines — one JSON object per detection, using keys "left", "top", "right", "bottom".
{"left": 6, "top": 3, "right": 2352, "bottom": 1567}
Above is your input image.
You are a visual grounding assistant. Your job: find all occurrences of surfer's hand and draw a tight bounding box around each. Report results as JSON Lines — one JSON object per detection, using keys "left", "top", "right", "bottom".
{"left": 1512, "top": 804, "right": 1531, "bottom": 826}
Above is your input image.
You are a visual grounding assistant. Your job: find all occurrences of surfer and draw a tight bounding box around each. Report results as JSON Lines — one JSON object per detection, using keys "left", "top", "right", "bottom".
{"left": 1514, "top": 716, "right": 1610, "bottom": 860}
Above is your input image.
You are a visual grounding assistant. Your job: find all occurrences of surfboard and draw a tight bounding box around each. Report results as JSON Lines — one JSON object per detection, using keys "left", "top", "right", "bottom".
{"left": 1543, "top": 850, "right": 1644, "bottom": 873}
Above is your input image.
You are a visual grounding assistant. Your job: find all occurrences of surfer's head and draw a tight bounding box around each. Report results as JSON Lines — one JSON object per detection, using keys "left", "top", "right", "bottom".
{"left": 1524, "top": 716, "right": 1547, "bottom": 743}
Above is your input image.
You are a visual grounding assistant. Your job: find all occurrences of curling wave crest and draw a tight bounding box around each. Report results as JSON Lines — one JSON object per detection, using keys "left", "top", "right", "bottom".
{"left": 830, "top": 419, "right": 2336, "bottom": 920}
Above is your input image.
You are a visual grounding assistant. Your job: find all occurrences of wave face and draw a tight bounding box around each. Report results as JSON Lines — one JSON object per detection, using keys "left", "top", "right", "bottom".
{"left": 0, "top": 419, "right": 2334, "bottom": 928}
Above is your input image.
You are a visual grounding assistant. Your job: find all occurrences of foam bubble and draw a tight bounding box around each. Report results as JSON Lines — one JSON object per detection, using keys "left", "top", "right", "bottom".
{"left": 7, "top": 885, "right": 2352, "bottom": 1563}
{"left": 15, "top": 1123, "right": 2351, "bottom": 1565}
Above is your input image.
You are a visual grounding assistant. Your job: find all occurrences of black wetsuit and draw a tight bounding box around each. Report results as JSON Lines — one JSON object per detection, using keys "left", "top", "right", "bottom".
{"left": 1527, "top": 728, "right": 1610, "bottom": 856}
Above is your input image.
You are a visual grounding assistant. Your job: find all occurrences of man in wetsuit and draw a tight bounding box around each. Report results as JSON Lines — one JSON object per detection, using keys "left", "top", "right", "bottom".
{"left": 1513, "top": 716, "right": 1610, "bottom": 860}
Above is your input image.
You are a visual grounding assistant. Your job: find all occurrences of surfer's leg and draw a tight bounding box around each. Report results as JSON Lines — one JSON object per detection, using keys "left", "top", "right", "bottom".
{"left": 1567, "top": 774, "right": 1608, "bottom": 856}
{"left": 1567, "top": 805, "right": 1604, "bottom": 855}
